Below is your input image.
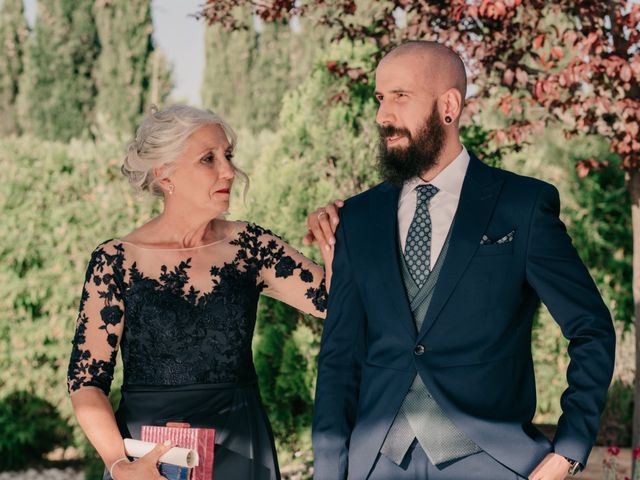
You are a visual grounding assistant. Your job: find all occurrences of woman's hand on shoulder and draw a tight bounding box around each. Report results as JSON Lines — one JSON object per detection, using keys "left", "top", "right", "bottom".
{"left": 304, "top": 199, "right": 343, "bottom": 252}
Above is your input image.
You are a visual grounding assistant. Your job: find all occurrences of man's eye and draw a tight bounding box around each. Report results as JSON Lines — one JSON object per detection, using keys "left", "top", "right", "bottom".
{"left": 375, "top": 95, "right": 383, "bottom": 102}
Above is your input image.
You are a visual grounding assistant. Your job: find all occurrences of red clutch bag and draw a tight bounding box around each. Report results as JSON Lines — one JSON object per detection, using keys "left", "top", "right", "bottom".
{"left": 141, "top": 422, "right": 215, "bottom": 480}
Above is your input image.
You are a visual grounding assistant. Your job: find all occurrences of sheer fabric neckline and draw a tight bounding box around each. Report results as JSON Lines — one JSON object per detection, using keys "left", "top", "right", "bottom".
{"left": 114, "top": 234, "right": 234, "bottom": 251}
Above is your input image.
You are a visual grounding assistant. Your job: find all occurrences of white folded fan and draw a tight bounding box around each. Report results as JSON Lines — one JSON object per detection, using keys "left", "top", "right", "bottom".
{"left": 124, "top": 438, "right": 200, "bottom": 468}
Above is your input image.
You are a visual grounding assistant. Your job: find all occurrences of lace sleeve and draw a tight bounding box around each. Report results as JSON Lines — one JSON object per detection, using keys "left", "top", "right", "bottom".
{"left": 233, "top": 223, "right": 328, "bottom": 318}
{"left": 67, "top": 241, "right": 125, "bottom": 396}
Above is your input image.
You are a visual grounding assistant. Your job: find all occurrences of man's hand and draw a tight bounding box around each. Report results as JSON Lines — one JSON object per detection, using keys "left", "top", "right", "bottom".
{"left": 528, "top": 453, "right": 571, "bottom": 480}
{"left": 304, "top": 199, "right": 344, "bottom": 252}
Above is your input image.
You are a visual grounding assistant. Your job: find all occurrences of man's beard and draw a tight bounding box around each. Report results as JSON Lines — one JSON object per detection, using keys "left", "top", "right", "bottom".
{"left": 376, "top": 103, "right": 446, "bottom": 188}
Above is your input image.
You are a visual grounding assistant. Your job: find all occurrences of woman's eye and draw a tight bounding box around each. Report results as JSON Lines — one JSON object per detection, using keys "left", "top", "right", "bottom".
{"left": 201, "top": 153, "right": 214, "bottom": 164}
{"left": 225, "top": 153, "right": 234, "bottom": 161}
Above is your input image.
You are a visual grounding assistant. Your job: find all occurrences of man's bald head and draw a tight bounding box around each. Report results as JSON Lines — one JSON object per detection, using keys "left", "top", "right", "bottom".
{"left": 380, "top": 41, "right": 467, "bottom": 101}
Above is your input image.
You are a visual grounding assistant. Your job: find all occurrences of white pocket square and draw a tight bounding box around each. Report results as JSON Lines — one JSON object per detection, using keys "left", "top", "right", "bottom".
{"left": 480, "top": 230, "right": 515, "bottom": 245}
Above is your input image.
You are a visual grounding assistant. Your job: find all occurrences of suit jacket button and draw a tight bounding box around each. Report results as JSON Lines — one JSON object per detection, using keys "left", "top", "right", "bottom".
{"left": 414, "top": 344, "right": 425, "bottom": 356}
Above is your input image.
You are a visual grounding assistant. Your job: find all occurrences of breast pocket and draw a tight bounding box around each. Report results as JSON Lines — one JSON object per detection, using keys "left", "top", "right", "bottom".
{"left": 475, "top": 242, "right": 514, "bottom": 256}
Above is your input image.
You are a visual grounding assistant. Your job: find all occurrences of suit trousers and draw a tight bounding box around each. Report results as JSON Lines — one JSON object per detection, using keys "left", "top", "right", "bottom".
{"left": 367, "top": 440, "right": 526, "bottom": 480}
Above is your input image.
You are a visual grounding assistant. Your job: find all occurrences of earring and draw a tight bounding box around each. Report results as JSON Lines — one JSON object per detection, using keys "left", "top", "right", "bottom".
{"left": 168, "top": 184, "right": 175, "bottom": 195}
{"left": 445, "top": 115, "right": 453, "bottom": 124}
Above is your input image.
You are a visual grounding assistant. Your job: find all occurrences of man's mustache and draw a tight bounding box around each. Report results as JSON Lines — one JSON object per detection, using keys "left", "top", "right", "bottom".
{"left": 378, "top": 125, "right": 412, "bottom": 139}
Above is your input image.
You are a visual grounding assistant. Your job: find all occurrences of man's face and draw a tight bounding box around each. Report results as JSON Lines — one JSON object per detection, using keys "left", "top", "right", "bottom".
{"left": 374, "top": 54, "right": 445, "bottom": 186}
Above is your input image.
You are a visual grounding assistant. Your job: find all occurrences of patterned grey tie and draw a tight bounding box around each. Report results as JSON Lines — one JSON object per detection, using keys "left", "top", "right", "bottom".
{"left": 405, "top": 184, "right": 439, "bottom": 286}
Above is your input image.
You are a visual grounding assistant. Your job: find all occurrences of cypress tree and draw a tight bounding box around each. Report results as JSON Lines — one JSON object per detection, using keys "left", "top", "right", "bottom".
{"left": 17, "top": 0, "right": 99, "bottom": 141}
{"left": 0, "top": 0, "right": 29, "bottom": 136}
{"left": 93, "top": 0, "right": 172, "bottom": 142}
{"left": 201, "top": 11, "right": 326, "bottom": 133}
{"left": 201, "top": 12, "right": 256, "bottom": 130}
{"left": 249, "top": 20, "right": 293, "bottom": 132}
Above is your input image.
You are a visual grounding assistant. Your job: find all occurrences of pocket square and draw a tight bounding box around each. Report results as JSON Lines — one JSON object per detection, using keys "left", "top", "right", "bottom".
{"left": 480, "top": 229, "right": 516, "bottom": 245}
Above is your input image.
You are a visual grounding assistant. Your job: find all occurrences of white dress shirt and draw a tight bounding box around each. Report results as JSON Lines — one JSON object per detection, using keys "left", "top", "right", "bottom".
{"left": 398, "top": 147, "right": 470, "bottom": 270}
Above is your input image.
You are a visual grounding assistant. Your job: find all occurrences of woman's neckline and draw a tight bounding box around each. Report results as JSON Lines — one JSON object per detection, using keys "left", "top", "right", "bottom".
{"left": 114, "top": 234, "right": 233, "bottom": 251}
{"left": 113, "top": 222, "right": 243, "bottom": 252}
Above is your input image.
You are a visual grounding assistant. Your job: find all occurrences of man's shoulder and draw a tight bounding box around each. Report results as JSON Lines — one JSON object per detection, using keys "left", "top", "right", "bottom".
{"left": 342, "top": 182, "right": 393, "bottom": 212}
{"left": 485, "top": 162, "right": 557, "bottom": 198}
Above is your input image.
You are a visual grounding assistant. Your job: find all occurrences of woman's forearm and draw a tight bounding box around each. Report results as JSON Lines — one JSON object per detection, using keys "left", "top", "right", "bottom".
{"left": 71, "top": 388, "right": 127, "bottom": 470}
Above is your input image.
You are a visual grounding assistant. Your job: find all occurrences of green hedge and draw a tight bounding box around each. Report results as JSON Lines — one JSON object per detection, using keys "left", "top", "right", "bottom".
{"left": 0, "top": 390, "right": 72, "bottom": 471}
{"left": 0, "top": 135, "right": 157, "bottom": 452}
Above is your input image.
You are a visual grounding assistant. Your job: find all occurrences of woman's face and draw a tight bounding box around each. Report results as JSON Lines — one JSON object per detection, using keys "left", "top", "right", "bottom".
{"left": 163, "top": 123, "right": 236, "bottom": 215}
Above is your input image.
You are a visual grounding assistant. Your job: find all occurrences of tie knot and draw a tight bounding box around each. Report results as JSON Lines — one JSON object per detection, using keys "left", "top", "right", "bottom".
{"left": 416, "top": 184, "right": 439, "bottom": 203}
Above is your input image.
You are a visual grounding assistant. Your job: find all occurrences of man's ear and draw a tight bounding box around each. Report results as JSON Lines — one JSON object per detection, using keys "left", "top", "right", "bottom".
{"left": 441, "top": 87, "right": 463, "bottom": 124}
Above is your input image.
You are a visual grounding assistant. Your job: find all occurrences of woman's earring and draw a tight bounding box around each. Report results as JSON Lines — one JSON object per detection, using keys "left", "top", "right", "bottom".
{"left": 168, "top": 184, "right": 175, "bottom": 195}
{"left": 445, "top": 115, "right": 453, "bottom": 124}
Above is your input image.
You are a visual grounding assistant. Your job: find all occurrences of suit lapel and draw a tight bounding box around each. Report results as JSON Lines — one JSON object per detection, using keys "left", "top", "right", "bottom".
{"left": 369, "top": 183, "right": 416, "bottom": 337}
{"left": 417, "top": 154, "right": 503, "bottom": 340}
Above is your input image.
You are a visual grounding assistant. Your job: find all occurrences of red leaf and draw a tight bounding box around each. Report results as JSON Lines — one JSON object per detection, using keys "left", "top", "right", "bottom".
{"left": 533, "top": 34, "right": 545, "bottom": 50}
{"left": 500, "top": 96, "right": 512, "bottom": 115}
{"left": 534, "top": 81, "right": 544, "bottom": 99}
{"left": 575, "top": 160, "right": 591, "bottom": 178}
{"left": 620, "top": 64, "right": 632, "bottom": 82}
{"left": 503, "top": 69, "right": 515, "bottom": 86}
{"left": 550, "top": 46, "right": 564, "bottom": 60}
{"left": 515, "top": 68, "right": 528, "bottom": 85}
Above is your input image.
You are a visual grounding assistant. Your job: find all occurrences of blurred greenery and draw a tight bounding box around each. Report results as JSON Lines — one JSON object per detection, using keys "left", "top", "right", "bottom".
{"left": 0, "top": 390, "right": 73, "bottom": 471}
{"left": 0, "top": 135, "right": 149, "bottom": 471}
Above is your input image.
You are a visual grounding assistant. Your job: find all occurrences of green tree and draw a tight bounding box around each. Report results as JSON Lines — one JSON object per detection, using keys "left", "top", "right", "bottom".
{"left": 0, "top": 0, "right": 29, "bottom": 136}
{"left": 201, "top": 12, "right": 256, "bottom": 129}
{"left": 201, "top": 11, "right": 326, "bottom": 132}
{"left": 17, "top": 0, "right": 99, "bottom": 141}
{"left": 93, "top": 0, "right": 172, "bottom": 142}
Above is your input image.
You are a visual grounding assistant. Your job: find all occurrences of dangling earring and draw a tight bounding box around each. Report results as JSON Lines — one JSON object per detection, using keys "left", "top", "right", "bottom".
{"left": 168, "top": 183, "right": 175, "bottom": 195}
{"left": 445, "top": 115, "right": 453, "bottom": 124}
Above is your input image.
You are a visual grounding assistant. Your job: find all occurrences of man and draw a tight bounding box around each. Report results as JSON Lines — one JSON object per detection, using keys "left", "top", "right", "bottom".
{"left": 307, "top": 41, "right": 615, "bottom": 480}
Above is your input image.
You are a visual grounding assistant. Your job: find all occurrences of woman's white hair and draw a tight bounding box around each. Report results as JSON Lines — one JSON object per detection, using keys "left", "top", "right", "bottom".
{"left": 122, "top": 104, "right": 249, "bottom": 198}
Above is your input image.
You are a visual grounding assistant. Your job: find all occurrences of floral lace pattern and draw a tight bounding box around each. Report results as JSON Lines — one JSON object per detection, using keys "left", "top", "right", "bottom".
{"left": 67, "top": 223, "right": 327, "bottom": 395}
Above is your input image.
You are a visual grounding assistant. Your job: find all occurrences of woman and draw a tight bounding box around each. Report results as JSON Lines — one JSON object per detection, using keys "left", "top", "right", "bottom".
{"left": 67, "top": 105, "right": 331, "bottom": 480}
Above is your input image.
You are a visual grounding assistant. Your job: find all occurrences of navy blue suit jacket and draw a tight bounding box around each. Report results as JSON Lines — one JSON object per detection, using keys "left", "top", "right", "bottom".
{"left": 312, "top": 154, "right": 616, "bottom": 479}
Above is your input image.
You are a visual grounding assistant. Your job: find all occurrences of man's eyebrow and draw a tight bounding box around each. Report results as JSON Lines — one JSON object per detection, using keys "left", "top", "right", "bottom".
{"left": 374, "top": 88, "right": 413, "bottom": 95}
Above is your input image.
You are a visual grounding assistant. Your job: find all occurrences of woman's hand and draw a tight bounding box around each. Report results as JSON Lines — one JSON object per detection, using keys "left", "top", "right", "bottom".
{"left": 111, "top": 441, "right": 173, "bottom": 480}
{"left": 304, "top": 199, "right": 343, "bottom": 252}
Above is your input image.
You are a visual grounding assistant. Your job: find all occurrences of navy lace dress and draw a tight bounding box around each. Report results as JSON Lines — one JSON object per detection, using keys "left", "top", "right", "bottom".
{"left": 67, "top": 222, "right": 327, "bottom": 480}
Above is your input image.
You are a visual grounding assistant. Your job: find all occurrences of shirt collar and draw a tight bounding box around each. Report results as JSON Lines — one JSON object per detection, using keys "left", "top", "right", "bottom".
{"left": 400, "top": 146, "right": 470, "bottom": 202}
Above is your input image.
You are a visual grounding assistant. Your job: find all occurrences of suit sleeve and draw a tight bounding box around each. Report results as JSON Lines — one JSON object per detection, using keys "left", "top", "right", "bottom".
{"left": 312, "top": 216, "right": 367, "bottom": 480}
{"left": 525, "top": 183, "right": 616, "bottom": 466}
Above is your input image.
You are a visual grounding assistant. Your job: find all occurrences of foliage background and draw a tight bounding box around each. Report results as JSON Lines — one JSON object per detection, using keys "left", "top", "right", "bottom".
{"left": 0, "top": 0, "right": 634, "bottom": 474}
